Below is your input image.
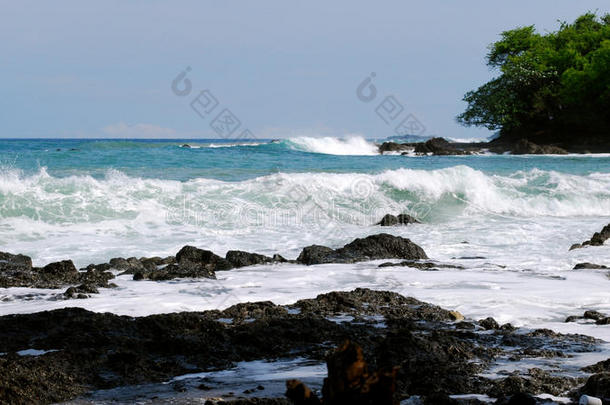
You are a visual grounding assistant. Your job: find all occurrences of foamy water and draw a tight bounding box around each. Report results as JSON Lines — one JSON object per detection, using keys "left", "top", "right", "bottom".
{"left": 0, "top": 138, "right": 609, "bottom": 355}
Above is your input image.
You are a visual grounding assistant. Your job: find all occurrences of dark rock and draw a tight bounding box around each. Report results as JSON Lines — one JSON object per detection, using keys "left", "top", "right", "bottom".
{"left": 0, "top": 251, "right": 33, "bottom": 270}
{"left": 580, "top": 372, "right": 610, "bottom": 399}
{"left": 414, "top": 137, "right": 470, "bottom": 156}
{"left": 583, "top": 358, "right": 610, "bottom": 373}
{"left": 1, "top": 252, "right": 115, "bottom": 289}
{"left": 134, "top": 246, "right": 231, "bottom": 280}
{"left": 226, "top": 251, "right": 273, "bottom": 268}
{"left": 40, "top": 260, "right": 78, "bottom": 278}
{"left": 78, "top": 267, "right": 115, "bottom": 287}
{"left": 64, "top": 284, "right": 99, "bottom": 299}
{"left": 177, "top": 245, "right": 232, "bottom": 270}
{"left": 296, "top": 245, "right": 336, "bottom": 265}
{"left": 378, "top": 260, "right": 464, "bottom": 270}
{"left": 0, "top": 288, "right": 600, "bottom": 404}
{"left": 109, "top": 257, "right": 146, "bottom": 272}
{"left": 584, "top": 310, "right": 606, "bottom": 321}
{"left": 297, "top": 234, "right": 427, "bottom": 265}
{"left": 479, "top": 317, "right": 500, "bottom": 330}
{"left": 570, "top": 223, "right": 610, "bottom": 250}
{"left": 511, "top": 139, "right": 568, "bottom": 155}
{"left": 376, "top": 213, "right": 421, "bottom": 226}
{"left": 573, "top": 262, "right": 608, "bottom": 269}
{"left": 378, "top": 142, "right": 412, "bottom": 154}
{"left": 597, "top": 317, "right": 610, "bottom": 325}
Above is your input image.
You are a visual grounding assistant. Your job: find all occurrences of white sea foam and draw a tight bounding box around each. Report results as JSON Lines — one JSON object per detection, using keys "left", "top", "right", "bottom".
{"left": 286, "top": 135, "right": 379, "bottom": 155}
{"left": 0, "top": 166, "right": 609, "bottom": 266}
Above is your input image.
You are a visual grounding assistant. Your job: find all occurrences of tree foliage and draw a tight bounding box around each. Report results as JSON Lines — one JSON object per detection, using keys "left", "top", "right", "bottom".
{"left": 458, "top": 13, "right": 610, "bottom": 144}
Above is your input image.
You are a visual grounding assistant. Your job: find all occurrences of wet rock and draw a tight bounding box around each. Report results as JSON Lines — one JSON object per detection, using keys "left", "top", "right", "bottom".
{"left": 0, "top": 251, "right": 33, "bottom": 271}
{"left": 226, "top": 251, "right": 274, "bottom": 268}
{"left": 573, "top": 262, "right": 608, "bottom": 269}
{"left": 489, "top": 368, "right": 578, "bottom": 397}
{"left": 378, "top": 142, "right": 412, "bottom": 154}
{"left": 177, "top": 245, "right": 232, "bottom": 271}
{"left": 1, "top": 251, "right": 116, "bottom": 290}
{"left": 77, "top": 267, "right": 115, "bottom": 287}
{"left": 378, "top": 261, "right": 464, "bottom": 270}
{"left": 291, "top": 288, "right": 457, "bottom": 322}
{"left": 511, "top": 139, "right": 568, "bottom": 155}
{"left": 565, "top": 310, "right": 609, "bottom": 324}
{"left": 109, "top": 257, "right": 146, "bottom": 272}
{"left": 583, "top": 359, "right": 610, "bottom": 373}
{"left": 570, "top": 224, "right": 610, "bottom": 250}
{"left": 297, "top": 234, "right": 427, "bottom": 265}
{"left": 414, "top": 137, "right": 470, "bottom": 156}
{"left": 64, "top": 284, "right": 99, "bottom": 299}
{"left": 376, "top": 214, "right": 421, "bottom": 226}
{"left": 0, "top": 288, "right": 601, "bottom": 404}
{"left": 580, "top": 372, "right": 610, "bottom": 399}
{"left": 134, "top": 246, "right": 231, "bottom": 280}
{"left": 479, "top": 317, "right": 500, "bottom": 330}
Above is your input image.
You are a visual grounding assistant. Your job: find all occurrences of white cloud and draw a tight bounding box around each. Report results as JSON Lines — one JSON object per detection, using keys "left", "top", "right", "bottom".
{"left": 101, "top": 122, "right": 177, "bottom": 138}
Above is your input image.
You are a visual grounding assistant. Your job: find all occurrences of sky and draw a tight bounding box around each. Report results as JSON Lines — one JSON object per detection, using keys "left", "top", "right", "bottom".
{"left": 0, "top": 1, "right": 608, "bottom": 140}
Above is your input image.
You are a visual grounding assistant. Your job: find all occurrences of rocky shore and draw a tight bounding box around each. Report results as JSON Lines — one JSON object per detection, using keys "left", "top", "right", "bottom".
{"left": 375, "top": 137, "right": 592, "bottom": 156}
{"left": 1, "top": 232, "right": 609, "bottom": 404}
{"left": 1, "top": 288, "right": 608, "bottom": 405}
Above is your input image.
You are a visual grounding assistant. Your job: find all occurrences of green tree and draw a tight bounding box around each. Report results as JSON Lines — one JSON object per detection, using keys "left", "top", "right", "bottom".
{"left": 458, "top": 13, "right": 610, "bottom": 148}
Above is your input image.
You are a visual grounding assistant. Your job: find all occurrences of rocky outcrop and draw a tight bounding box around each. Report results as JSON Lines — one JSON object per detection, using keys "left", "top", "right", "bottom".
{"left": 570, "top": 223, "right": 610, "bottom": 250}
{"left": 0, "top": 253, "right": 114, "bottom": 290}
{"left": 414, "top": 137, "right": 470, "bottom": 155}
{"left": 376, "top": 214, "right": 420, "bottom": 226}
{"left": 565, "top": 310, "right": 610, "bottom": 325}
{"left": 579, "top": 372, "right": 610, "bottom": 400}
{"left": 226, "top": 250, "right": 276, "bottom": 268}
{"left": 296, "top": 234, "right": 428, "bottom": 265}
{"left": 0, "top": 288, "right": 602, "bottom": 404}
{"left": 511, "top": 139, "right": 568, "bottom": 155}
{"left": 573, "top": 262, "right": 608, "bottom": 269}
{"left": 378, "top": 142, "right": 412, "bottom": 154}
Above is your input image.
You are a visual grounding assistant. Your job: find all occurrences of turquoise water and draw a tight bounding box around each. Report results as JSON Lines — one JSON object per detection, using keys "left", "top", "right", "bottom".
{"left": 0, "top": 137, "right": 609, "bottom": 267}
{"left": 1, "top": 138, "right": 609, "bottom": 181}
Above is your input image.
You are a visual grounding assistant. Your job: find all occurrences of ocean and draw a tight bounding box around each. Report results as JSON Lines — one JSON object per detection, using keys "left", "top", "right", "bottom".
{"left": 1, "top": 136, "right": 609, "bottom": 347}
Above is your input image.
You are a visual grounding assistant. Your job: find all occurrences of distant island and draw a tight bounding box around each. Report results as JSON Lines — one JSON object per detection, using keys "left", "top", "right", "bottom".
{"left": 457, "top": 12, "right": 610, "bottom": 153}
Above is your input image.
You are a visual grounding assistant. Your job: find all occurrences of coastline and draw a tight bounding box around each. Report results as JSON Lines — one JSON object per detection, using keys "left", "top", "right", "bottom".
{"left": 1, "top": 228, "right": 610, "bottom": 404}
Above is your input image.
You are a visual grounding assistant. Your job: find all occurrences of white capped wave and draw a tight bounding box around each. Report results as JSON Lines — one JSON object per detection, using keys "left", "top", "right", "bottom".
{"left": 1, "top": 166, "right": 609, "bottom": 266}
{"left": 286, "top": 135, "right": 379, "bottom": 155}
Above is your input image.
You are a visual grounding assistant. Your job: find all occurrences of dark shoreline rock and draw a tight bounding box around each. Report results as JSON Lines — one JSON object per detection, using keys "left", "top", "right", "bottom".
{"left": 296, "top": 234, "right": 428, "bottom": 265}
{"left": 510, "top": 139, "right": 568, "bottom": 155}
{"left": 573, "top": 262, "right": 608, "bottom": 270}
{"left": 0, "top": 287, "right": 601, "bottom": 404}
{"left": 376, "top": 213, "right": 420, "bottom": 226}
{"left": 570, "top": 223, "right": 610, "bottom": 250}
{"left": 0, "top": 253, "right": 115, "bottom": 290}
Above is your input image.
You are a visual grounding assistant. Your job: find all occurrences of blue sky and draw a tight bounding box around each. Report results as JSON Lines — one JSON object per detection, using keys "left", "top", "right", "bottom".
{"left": 1, "top": 1, "right": 608, "bottom": 140}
